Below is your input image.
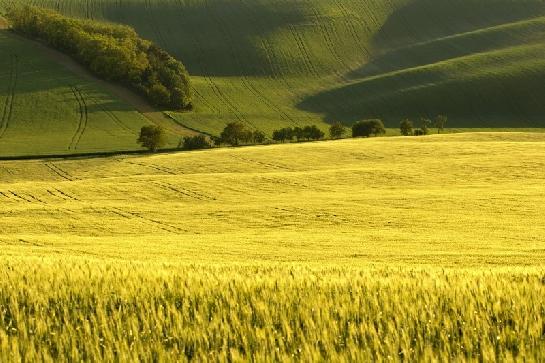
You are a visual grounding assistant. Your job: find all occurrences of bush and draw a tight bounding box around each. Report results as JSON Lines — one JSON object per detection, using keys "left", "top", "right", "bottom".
{"left": 6, "top": 6, "right": 192, "bottom": 110}
{"left": 352, "top": 119, "right": 385, "bottom": 138}
{"left": 138, "top": 125, "right": 166, "bottom": 152}
{"left": 180, "top": 135, "right": 211, "bottom": 151}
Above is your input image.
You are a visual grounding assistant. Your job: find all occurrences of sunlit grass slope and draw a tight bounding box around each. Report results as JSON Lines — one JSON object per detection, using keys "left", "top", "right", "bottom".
{"left": 1, "top": 133, "right": 545, "bottom": 360}
{"left": 0, "top": 27, "right": 168, "bottom": 156}
{"left": 3, "top": 0, "right": 545, "bottom": 136}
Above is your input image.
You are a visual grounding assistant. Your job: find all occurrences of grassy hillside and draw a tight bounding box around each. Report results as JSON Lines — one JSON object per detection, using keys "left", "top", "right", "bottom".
{"left": 1, "top": 133, "right": 545, "bottom": 359}
{"left": 2, "top": 0, "right": 545, "bottom": 134}
{"left": 0, "top": 25, "right": 190, "bottom": 156}
{"left": 2, "top": 0, "right": 545, "bottom": 156}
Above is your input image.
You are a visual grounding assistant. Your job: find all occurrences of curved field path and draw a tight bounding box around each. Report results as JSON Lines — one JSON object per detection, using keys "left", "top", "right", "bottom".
{"left": 0, "top": 17, "right": 195, "bottom": 137}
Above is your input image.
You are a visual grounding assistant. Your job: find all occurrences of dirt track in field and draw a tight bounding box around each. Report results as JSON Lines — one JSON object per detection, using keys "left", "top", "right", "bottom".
{"left": 0, "top": 18, "right": 195, "bottom": 137}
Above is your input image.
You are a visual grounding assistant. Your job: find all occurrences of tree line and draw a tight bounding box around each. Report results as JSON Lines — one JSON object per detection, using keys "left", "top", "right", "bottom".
{"left": 6, "top": 5, "right": 192, "bottom": 110}
{"left": 138, "top": 119, "right": 392, "bottom": 152}
{"left": 400, "top": 115, "right": 448, "bottom": 136}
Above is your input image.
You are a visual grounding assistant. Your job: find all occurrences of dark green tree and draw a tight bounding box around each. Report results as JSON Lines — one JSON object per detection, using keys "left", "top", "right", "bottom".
{"left": 420, "top": 118, "right": 431, "bottom": 135}
{"left": 400, "top": 119, "right": 413, "bottom": 136}
{"left": 220, "top": 122, "right": 248, "bottom": 146}
{"left": 329, "top": 123, "right": 346, "bottom": 139}
{"left": 352, "top": 119, "right": 385, "bottom": 138}
{"left": 293, "top": 127, "right": 304, "bottom": 142}
{"left": 272, "top": 128, "right": 294, "bottom": 143}
{"left": 251, "top": 130, "right": 266, "bottom": 144}
{"left": 303, "top": 125, "right": 325, "bottom": 140}
{"left": 435, "top": 115, "right": 448, "bottom": 134}
{"left": 138, "top": 125, "right": 166, "bottom": 152}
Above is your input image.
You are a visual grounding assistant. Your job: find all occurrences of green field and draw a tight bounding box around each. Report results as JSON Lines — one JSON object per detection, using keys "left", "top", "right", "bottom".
{"left": 2, "top": 0, "right": 545, "bottom": 157}
{"left": 1, "top": 133, "right": 545, "bottom": 360}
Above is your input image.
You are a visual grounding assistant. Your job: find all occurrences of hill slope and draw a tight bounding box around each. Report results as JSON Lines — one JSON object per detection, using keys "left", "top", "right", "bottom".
{"left": 2, "top": 0, "right": 545, "bottom": 156}
{"left": 1, "top": 134, "right": 545, "bottom": 359}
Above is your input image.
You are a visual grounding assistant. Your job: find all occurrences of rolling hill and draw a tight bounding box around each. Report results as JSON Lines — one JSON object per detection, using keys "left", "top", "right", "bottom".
{"left": 2, "top": 0, "right": 545, "bottom": 157}
{"left": 1, "top": 133, "right": 545, "bottom": 359}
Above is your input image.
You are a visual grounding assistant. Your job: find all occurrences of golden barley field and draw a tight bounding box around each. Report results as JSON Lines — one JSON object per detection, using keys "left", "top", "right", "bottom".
{"left": 1, "top": 133, "right": 545, "bottom": 361}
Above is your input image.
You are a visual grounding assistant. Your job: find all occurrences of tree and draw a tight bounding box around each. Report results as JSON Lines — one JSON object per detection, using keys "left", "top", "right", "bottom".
{"left": 148, "top": 84, "right": 171, "bottom": 107}
{"left": 329, "top": 123, "right": 346, "bottom": 139}
{"left": 251, "top": 130, "right": 266, "bottom": 144}
{"left": 180, "top": 135, "right": 211, "bottom": 150}
{"left": 435, "top": 115, "right": 447, "bottom": 134}
{"left": 420, "top": 118, "right": 431, "bottom": 135}
{"left": 400, "top": 119, "right": 413, "bottom": 136}
{"left": 210, "top": 136, "right": 222, "bottom": 147}
{"left": 352, "top": 119, "right": 385, "bottom": 138}
{"left": 220, "top": 122, "right": 248, "bottom": 146}
{"left": 138, "top": 125, "right": 166, "bottom": 152}
{"left": 303, "top": 125, "right": 325, "bottom": 141}
{"left": 272, "top": 127, "right": 294, "bottom": 143}
{"left": 293, "top": 127, "right": 304, "bottom": 142}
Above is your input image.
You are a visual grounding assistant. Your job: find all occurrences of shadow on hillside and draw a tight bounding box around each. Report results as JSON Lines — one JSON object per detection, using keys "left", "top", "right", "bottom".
{"left": 102, "top": 1, "right": 308, "bottom": 77}
{"left": 298, "top": 0, "right": 545, "bottom": 127}
{"left": 297, "top": 57, "right": 545, "bottom": 128}
{"left": 349, "top": 0, "right": 545, "bottom": 79}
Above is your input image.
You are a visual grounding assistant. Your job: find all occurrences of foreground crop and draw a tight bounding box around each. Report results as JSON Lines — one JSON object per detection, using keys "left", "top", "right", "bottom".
{"left": 1, "top": 261, "right": 544, "bottom": 361}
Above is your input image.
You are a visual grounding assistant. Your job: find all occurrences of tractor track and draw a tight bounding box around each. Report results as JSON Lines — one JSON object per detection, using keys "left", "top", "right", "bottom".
{"left": 109, "top": 207, "right": 190, "bottom": 234}
{"left": 173, "top": 0, "right": 250, "bottom": 128}
{"left": 123, "top": 160, "right": 177, "bottom": 175}
{"left": 151, "top": 181, "right": 216, "bottom": 201}
{"left": 68, "top": 86, "right": 88, "bottom": 151}
{"left": 0, "top": 55, "right": 18, "bottom": 139}
{"left": 45, "top": 162, "right": 76, "bottom": 181}
{"left": 204, "top": 0, "right": 297, "bottom": 128}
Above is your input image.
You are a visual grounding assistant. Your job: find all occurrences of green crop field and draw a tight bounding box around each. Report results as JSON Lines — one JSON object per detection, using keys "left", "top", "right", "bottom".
{"left": 1, "top": 1, "right": 545, "bottom": 360}
{"left": 3, "top": 0, "right": 545, "bottom": 157}
{"left": 1, "top": 133, "right": 545, "bottom": 360}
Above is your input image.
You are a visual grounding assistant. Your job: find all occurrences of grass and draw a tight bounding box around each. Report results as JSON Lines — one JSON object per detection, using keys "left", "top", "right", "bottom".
{"left": 2, "top": 0, "right": 545, "bottom": 157}
{"left": 1, "top": 133, "right": 545, "bottom": 360}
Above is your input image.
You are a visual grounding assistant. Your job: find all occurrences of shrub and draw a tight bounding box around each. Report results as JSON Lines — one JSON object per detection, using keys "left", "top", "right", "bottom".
{"left": 352, "top": 119, "right": 385, "bottom": 138}
{"left": 180, "top": 135, "right": 211, "bottom": 151}
{"left": 138, "top": 125, "right": 166, "bottom": 152}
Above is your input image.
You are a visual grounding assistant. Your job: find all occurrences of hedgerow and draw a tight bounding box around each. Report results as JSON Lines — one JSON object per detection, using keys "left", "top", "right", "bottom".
{"left": 6, "top": 5, "right": 192, "bottom": 110}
